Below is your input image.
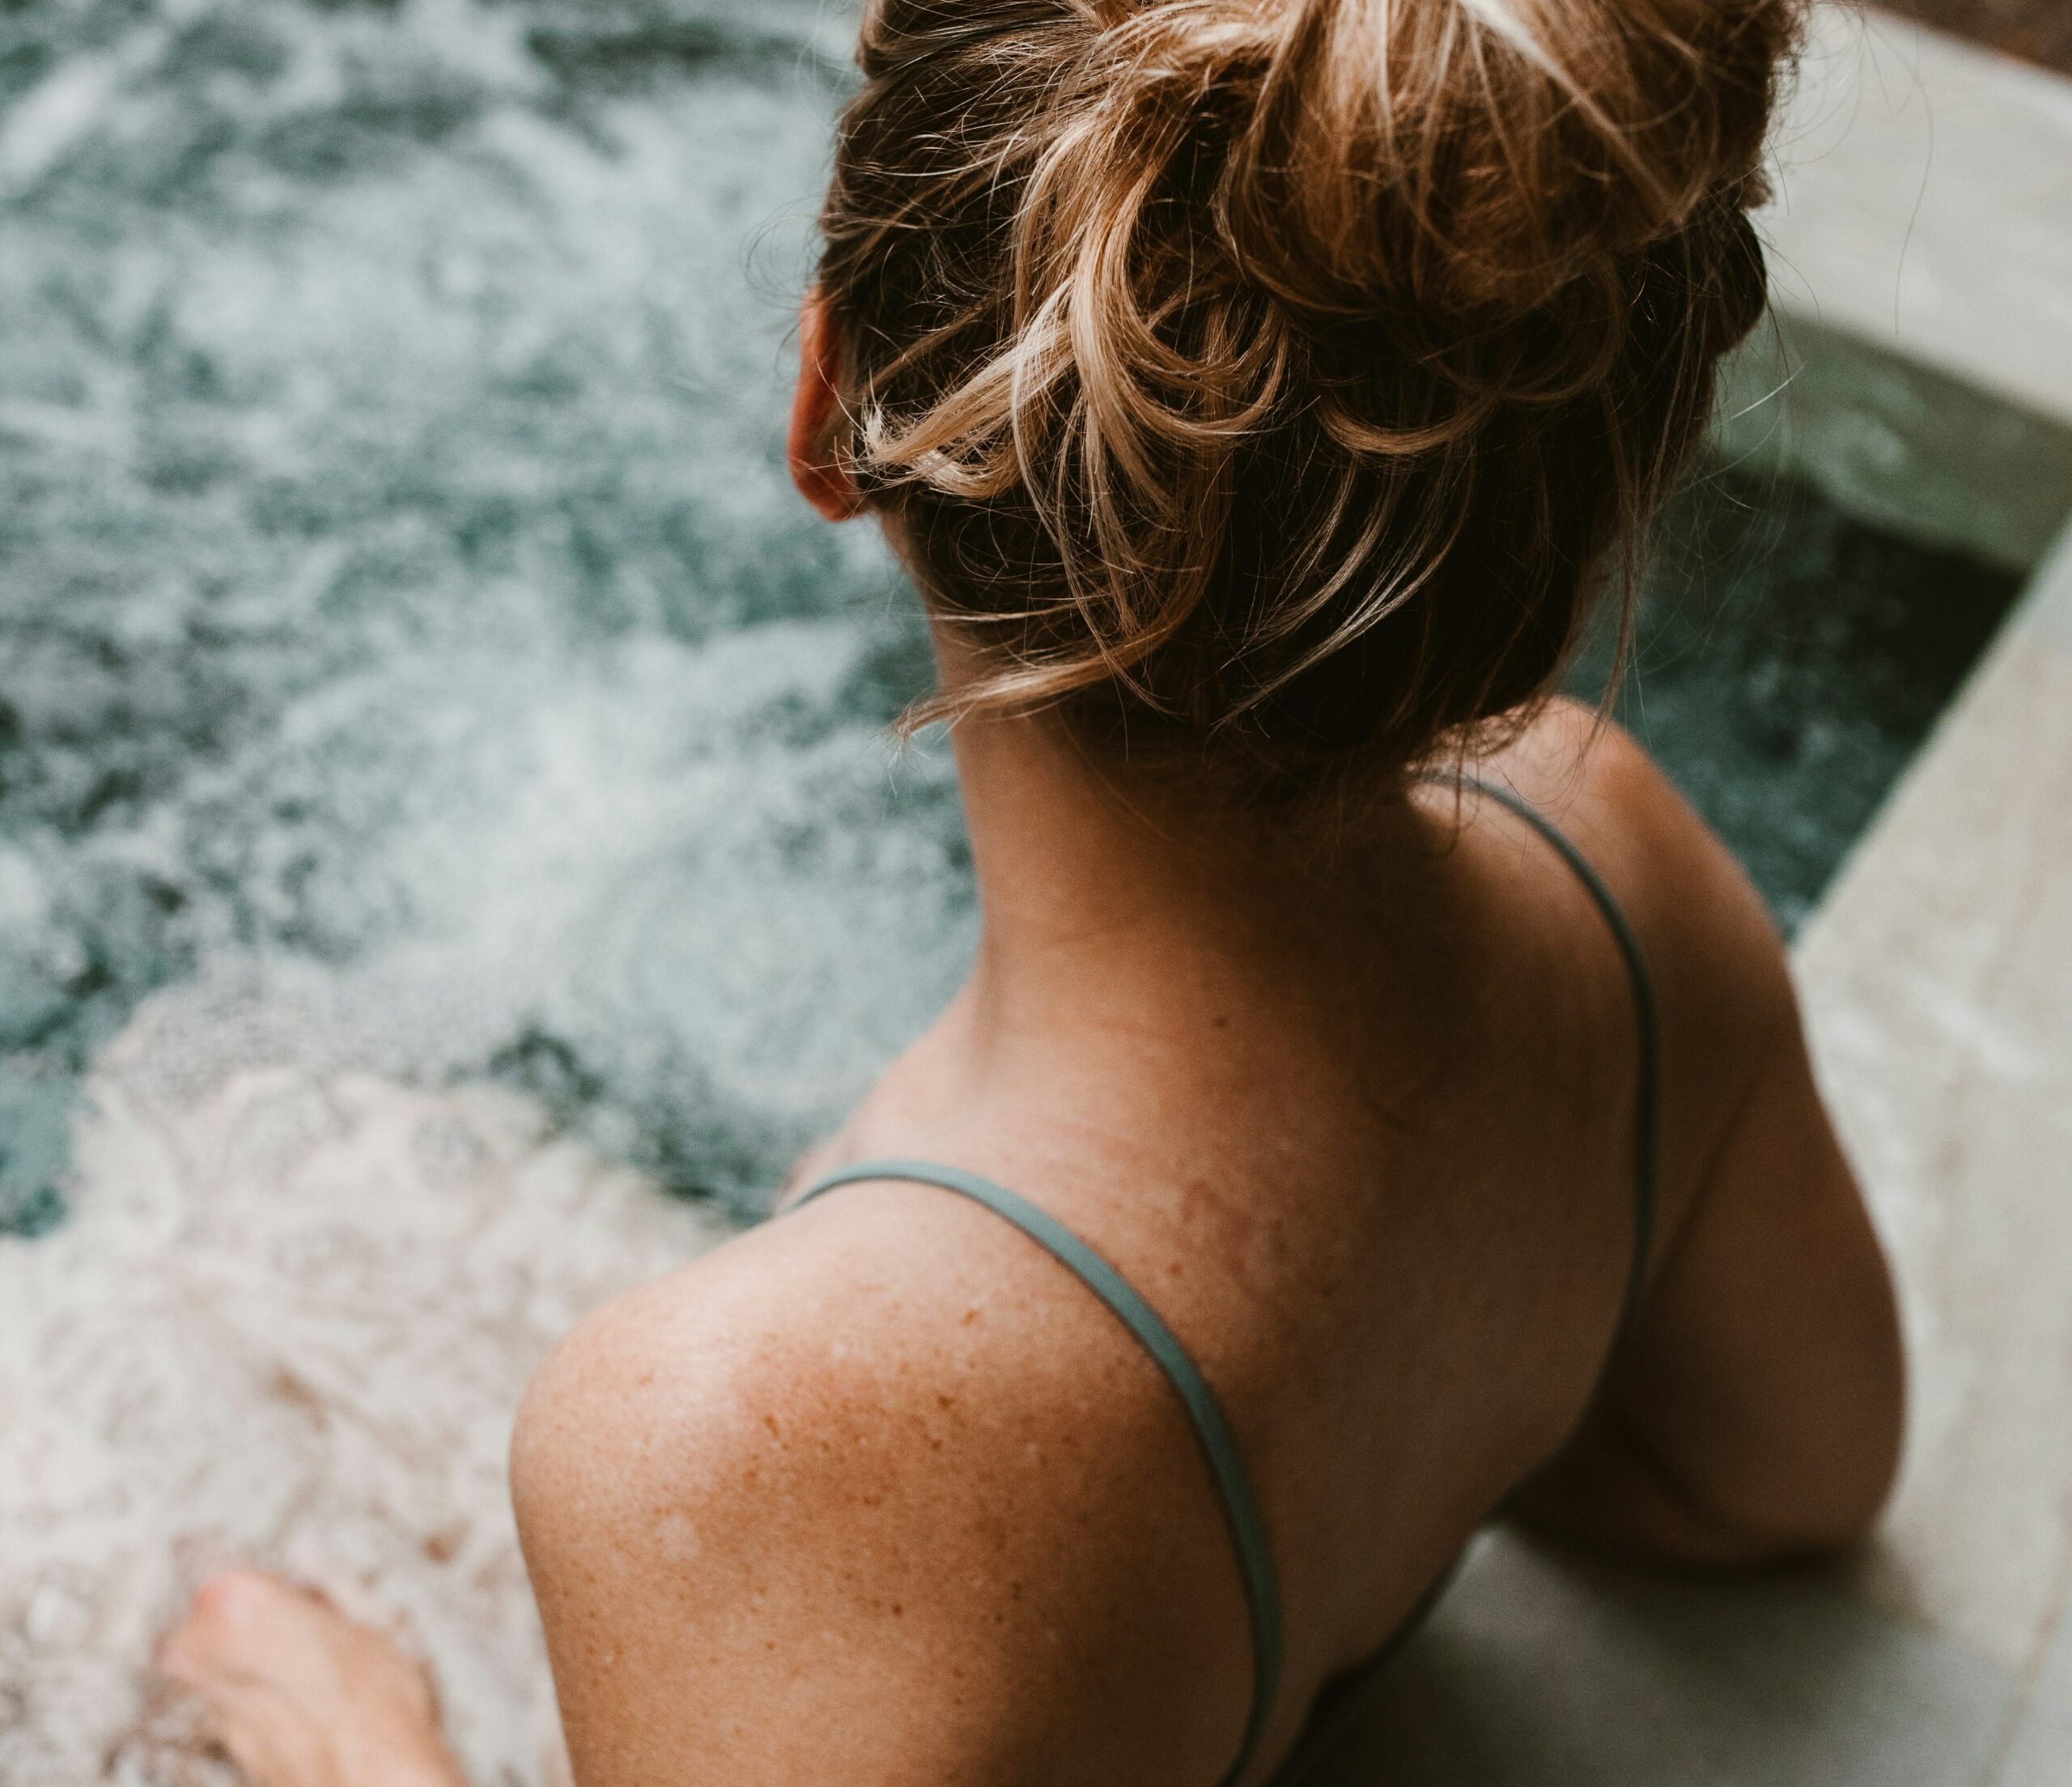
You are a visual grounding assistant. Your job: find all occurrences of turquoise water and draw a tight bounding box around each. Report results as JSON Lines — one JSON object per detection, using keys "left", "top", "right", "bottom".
{"left": 1572, "top": 467, "right": 2019, "bottom": 930}
{"left": 0, "top": 0, "right": 2026, "bottom": 1233}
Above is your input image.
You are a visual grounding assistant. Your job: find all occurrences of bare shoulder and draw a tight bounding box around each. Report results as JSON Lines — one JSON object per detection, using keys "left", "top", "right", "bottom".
{"left": 1479, "top": 700, "right": 1788, "bottom": 1003}
{"left": 511, "top": 1182, "right": 1251, "bottom": 1785}
{"left": 1464, "top": 698, "right": 1802, "bottom": 1219}
{"left": 1484, "top": 704, "right": 1904, "bottom": 1561}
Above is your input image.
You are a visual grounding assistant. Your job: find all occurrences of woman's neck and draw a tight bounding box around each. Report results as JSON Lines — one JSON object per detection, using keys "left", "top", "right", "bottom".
{"left": 942, "top": 699, "right": 1418, "bottom": 1052}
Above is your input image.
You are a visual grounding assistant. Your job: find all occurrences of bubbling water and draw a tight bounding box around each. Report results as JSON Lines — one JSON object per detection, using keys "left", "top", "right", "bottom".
{"left": 0, "top": 7, "right": 983, "bottom": 1776}
{"left": 0, "top": 0, "right": 973, "bottom": 1231}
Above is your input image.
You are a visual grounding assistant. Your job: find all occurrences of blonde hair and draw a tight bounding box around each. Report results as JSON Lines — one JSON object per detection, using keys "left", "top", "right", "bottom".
{"left": 817, "top": 0, "right": 1796, "bottom": 794}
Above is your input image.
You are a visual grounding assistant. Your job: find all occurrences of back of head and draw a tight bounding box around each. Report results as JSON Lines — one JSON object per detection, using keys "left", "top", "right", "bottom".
{"left": 817, "top": 0, "right": 1798, "bottom": 796}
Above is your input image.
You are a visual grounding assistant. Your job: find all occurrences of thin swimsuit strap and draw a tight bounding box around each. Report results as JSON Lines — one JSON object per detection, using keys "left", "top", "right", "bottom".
{"left": 1267, "top": 780, "right": 1666, "bottom": 1786}
{"left": 788, "top": 775, "right": 1661, "bottom": 1787}
{"left": 789, "top": 1157, "right": 1284, "bottom": 1787}
{"left": 1462, "top": 777, "right": 1662, "bottom": 1359}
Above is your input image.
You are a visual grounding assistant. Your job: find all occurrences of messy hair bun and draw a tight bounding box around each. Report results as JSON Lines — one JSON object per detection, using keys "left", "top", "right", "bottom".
{"left": 817, "top": 0, "right": 1798, "bottom": 793}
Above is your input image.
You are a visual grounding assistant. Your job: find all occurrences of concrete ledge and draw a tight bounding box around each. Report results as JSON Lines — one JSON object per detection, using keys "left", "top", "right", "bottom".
{"left": 1773, "top": 22, "right": 2072, "bottom": 1758}
{"left": 1306, "top": 1532, "right": 2015, "bottom": 1787}
{"left": 1796, "top": 523, "right": 2072, "bottom": 1768}
{"left": 1760, "top": 6, "right": 2072, "bottom": 427}
{"left": 1719, "top": 312, "right": 2072, "bottom": 575}
{"left": 1720, "top": 5, "right": 2072, "bottom": 577}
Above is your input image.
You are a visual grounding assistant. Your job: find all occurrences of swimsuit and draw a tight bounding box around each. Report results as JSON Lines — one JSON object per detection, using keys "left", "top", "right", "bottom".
{"left": 791, "top": 779, "right": 1661, "bottom": 1786}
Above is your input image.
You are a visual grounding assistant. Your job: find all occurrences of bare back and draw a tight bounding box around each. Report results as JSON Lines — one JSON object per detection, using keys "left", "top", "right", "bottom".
{"left": 510, "top": 700, "right": 1900, "bottom": 1786}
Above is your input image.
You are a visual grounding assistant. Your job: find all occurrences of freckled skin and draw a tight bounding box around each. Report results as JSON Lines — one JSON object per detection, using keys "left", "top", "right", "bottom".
{"left": 160, "top": 702, "right": 1904, "bottom": 1787}
{"left": 158, "top": 322, "right": 1903, "bottom": 1784}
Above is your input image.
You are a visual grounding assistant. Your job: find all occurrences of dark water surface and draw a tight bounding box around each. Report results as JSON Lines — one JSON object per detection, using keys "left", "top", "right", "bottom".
{"left": 1572, "top": 468, "right": 2022, "bottom": 932}
{"left": 0, "top": 0, "right": 2027, "bottom": 1233}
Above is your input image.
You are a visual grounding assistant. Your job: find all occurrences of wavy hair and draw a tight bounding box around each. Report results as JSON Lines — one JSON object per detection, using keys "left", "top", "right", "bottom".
{"left": 816, "top": 0, "right": 1798, "bottom": 795}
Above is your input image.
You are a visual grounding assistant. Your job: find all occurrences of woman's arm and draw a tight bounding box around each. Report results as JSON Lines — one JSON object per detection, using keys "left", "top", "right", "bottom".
{"left": 1514, "top": 1005, "right": 1904, "bottom": 1564}
{"left": 1504, "top": 711, "right": 1905, "bottom": 1567}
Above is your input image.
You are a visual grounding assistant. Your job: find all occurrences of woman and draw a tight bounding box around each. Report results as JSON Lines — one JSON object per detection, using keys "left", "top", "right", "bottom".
{"left": 160, "top": 0, "right": 1904, "bottom": 1781}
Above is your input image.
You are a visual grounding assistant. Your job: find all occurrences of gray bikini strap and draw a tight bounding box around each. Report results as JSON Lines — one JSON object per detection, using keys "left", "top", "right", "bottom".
{"left": 1264, "top": 777, "right": 1667, "bottom": 1787}
{"left": 1460, "top": 777, "right": 1662, "bottom": 1356}
{"left": 788, "top": 784, "right": 1658, "bottom": 1781}
{"left": 789, "top": 1157, "right": 1284, "bottom": 1787}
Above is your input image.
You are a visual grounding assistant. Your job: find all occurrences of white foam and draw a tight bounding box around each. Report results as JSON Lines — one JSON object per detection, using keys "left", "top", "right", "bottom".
{"left": 1, "top": 989, "right": 730, "bottom": 1784}
{"left": 0, "top": 2, "right": 986, "bottom": 1773}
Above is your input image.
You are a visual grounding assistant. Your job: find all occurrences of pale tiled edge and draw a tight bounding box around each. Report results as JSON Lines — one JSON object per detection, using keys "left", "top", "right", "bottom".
{"left": 1998, "top": 1578, "right": 2072, "bottom": 1787}
{"left": 1794, "top": 524, "right": 2072, "bottom": 1730}
{"left": 1760, "top": 5, "right": 2072, "bottom": 431}
{"left": 1969, "top": 539, "right": 2072, "bottom": 1783}
{"left": 1310, "top": 1531, "right": 2020, "bottom": 1787}
{"left": 1764, "top": 4, "right": 2072, "bottom": 1767}
{"left": 1767, "top": 0, "right": 2072, "bottom": 1653}
{"left": 1717, "top": 313, "right": 2072, "bottom": 576}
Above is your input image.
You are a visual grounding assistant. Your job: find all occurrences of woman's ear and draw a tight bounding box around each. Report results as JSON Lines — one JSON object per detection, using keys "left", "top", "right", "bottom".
{"left": 788, "top": 292, "right": 863, "bottom": 522}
